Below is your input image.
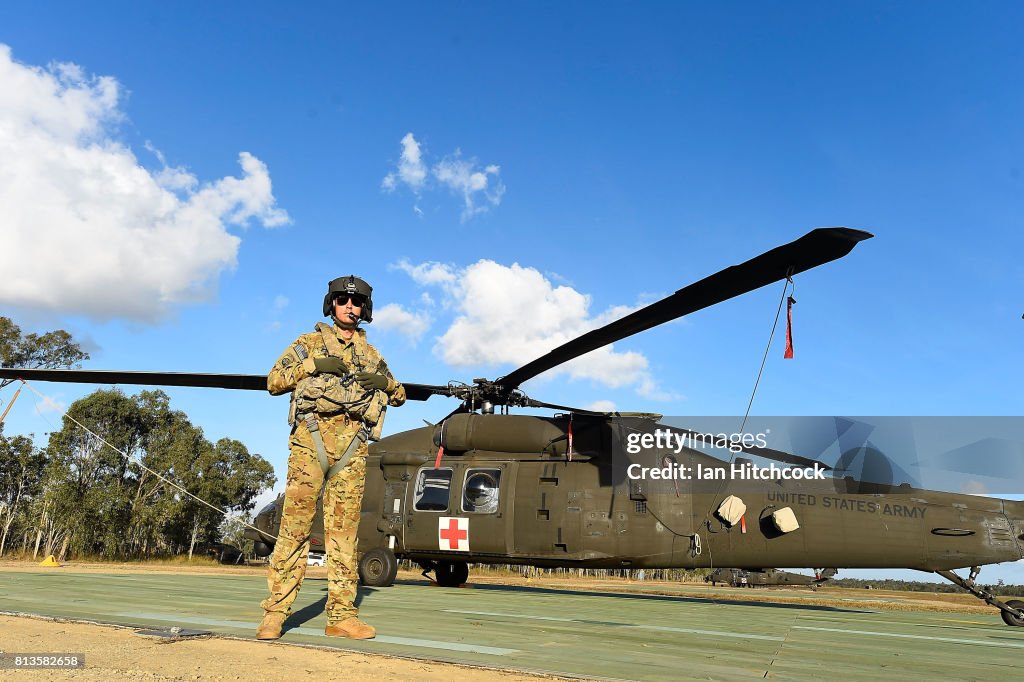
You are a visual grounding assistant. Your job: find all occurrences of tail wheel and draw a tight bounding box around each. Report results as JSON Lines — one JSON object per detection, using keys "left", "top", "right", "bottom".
{"left": 1002, "top": 600, "right": 1024, "bottom": 627}
{"left": 435, "top": 560, "right": 469, "bottom": 587}
{"left": 358, "top": 547, "right": 399, "bottom": 587}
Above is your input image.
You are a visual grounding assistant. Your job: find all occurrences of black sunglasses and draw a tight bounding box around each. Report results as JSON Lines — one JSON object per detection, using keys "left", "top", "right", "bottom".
{"left": 334, "top": 294, "right": 365, "bottom": 307}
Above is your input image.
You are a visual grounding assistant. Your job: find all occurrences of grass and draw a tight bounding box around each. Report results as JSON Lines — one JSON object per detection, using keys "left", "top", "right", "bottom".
{"left": 2, "top": 552, "right": 223, "bottom": 567}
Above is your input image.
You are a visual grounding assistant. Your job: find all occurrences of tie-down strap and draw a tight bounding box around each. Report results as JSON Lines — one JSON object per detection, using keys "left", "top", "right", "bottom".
{"left": 303, "top": 414, "right": 368, "bottom": 480}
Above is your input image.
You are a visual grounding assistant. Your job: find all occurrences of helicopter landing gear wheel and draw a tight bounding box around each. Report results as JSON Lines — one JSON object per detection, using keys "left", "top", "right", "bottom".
{"left": 1001, "top": 600, "right": 1024, "bottom": 627}
{"left": 358, "top": 547, "right": 399, "bottom": 587}
{"left": 435, "top": 560, "right": 469, "bottom": 587}
{"left": 937, "top": 569, "right": 1024, "bottom": 627}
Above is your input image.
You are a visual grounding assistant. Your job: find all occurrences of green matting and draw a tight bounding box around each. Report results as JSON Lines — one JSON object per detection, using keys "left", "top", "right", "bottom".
{"left": 2, "top": 570, "right": 1022, "bottom": 680}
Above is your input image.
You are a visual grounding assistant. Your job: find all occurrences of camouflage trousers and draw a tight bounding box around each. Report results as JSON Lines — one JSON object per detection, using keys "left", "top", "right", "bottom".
{"left": 260, "top": 414, "right": 367, "bottom": 624}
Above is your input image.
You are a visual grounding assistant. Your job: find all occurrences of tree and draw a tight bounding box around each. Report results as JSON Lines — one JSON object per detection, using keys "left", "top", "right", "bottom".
{"left": 212, "top": 438, "right": 276, "bottom": 513}
{"left": 0, "top": 317, "right": 90, "bottom": 389}
{"left": 42, "top": 389, "right": 149, "bottom": 558}
{"left": 159, "top": 436, "right": 275, "bottom": 559}
{"left": 39, "top": 388, "right": 276, "bottom": 560}
{"left": 0, "top": 318, "right": 89, "bottom": 557}
{"left": 0, "top": 425, "right": 46, "bottom": 556}
{"left": 219, "top": 512, "right": 257, "bottom": 557}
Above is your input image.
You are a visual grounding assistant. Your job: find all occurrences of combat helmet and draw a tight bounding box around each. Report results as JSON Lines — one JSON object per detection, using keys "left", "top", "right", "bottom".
{"left": 323, "top": 275, "right": 373, "bottom": 322}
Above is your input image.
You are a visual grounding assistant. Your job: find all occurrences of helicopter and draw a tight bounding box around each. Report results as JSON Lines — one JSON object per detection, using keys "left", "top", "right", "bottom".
{"left": 705, "top": 567, "right": 836, "bottom": 588}
{"left": 4, "top": 227, "right": 1024, "bottom": 627}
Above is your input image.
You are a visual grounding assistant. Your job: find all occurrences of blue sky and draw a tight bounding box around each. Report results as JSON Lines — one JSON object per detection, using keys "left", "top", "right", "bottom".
{"left": 1, "top": 3, "right": 1022, "bottom": 581}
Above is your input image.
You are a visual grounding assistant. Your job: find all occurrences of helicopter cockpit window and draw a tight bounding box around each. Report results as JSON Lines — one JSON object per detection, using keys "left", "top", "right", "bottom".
{"left": 462, "top": 469, "right": 501, "bottom": 514}
{"left": 414, "top": 468, "right": 453, "bottom": 512}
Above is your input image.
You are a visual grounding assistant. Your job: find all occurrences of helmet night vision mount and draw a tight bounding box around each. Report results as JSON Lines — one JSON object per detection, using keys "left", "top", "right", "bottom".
{"left": 323, "top": 275, "right": 374, "bottom": 323}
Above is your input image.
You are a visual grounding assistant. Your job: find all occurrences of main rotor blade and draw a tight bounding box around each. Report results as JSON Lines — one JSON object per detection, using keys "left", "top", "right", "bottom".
{"left": 672, "top": 427, "right": 831, "bottom": 470}
{"left": 497, "top": 227, "right": 872, "bottom": 391}
{"left": 405, "top": 383, "right": 456, "bottom": 401}
{"left": 524, "top": 398, "right": 608, "bottom": 416}
{"left": 0, "top": 368, "right": 448, "bottom": 402}
{"left": 0, "top": 368, "right": 267, "bottom": 390}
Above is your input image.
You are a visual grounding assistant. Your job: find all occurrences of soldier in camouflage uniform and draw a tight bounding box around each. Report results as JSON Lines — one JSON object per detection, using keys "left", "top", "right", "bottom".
{"left": 257, "top": 275, "right": 406, "bottom": 641}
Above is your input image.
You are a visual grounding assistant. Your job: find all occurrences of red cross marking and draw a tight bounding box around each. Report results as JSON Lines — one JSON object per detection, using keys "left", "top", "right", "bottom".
{"left": 440, "top": 518, "right": 468, "bottom": 550}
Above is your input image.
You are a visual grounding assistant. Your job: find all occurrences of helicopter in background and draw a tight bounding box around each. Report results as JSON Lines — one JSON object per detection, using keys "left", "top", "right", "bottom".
{"left": 5, "top": 227, "right": 1024, "bottom": 627}
{"left": 705, "top": 567, "right": 836, "bottom": 589}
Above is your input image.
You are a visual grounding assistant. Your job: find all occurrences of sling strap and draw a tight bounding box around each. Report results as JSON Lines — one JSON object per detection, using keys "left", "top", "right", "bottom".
{"left": 303, "top": 414, "right": 368, "bottom": 480}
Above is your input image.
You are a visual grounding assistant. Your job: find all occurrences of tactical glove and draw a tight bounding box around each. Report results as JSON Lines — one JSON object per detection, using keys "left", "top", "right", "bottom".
{"left": 354, "top": 371, "right": 388, "bottom": 392}
{"left": 313, "top": 357, "right": 346, "bottom": 376}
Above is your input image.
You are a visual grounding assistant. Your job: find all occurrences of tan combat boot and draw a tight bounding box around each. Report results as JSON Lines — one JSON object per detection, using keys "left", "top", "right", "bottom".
{"left": 256, "top": 612, "right": 287, "bottom": 640}
{"left": 325, "top": 617, "right": 376, "bottom": 639}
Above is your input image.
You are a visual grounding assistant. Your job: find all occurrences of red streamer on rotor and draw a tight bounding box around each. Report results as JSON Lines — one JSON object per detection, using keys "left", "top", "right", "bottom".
{"left": 434, "top": 420, "right": 445, "bottom": 468}
{"left": 784, "top": 296, "right": 796, "bottom": 359}
{"left": 567, "top": 413, "right": 574, "bottom": 462}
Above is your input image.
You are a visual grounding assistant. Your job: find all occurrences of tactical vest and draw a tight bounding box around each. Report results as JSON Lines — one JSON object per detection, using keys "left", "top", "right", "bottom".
{"left": 288, "top": 322, "right": 389, "bottom": 439}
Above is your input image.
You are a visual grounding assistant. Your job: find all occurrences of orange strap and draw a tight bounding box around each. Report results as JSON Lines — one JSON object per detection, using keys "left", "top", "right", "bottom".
{"left": 0, "top": 383, "right": 23, "bottom": 424}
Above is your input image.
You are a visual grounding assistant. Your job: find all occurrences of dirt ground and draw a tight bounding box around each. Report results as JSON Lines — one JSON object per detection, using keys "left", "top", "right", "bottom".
{"left": 0, "top": 614, "right": 556, "bottom": 681}
{"left": 2, "top": 559, "right": 1014, "bottom": 680}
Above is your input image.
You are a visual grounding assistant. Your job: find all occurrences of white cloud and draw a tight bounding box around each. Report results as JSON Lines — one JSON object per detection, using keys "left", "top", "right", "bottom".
{"left": 372, "top": 303, "right": 432, "bottom": 346}
{"left": 391, "top": 259, "right": 458, "bottom": 288}
{"left": 393, "top": 258, "right": 673, "bottom": 399}
{"left": 381, "top": 132, "right": 427, "bottom": 193}
{"left": 962, "top": 480, "right": 989, "bottom": 495}
{"left": 0, "top": 45, "right": 290, "bottom": 323}
{"left": 433, "top": 152, "right": 505, "bottom": 221}
{"left": 381, "top": 133, "right": 505, "bottom": 221}
{"left": 586, "top": 400, "right": 617, "bottom": 413}
{"left": 33, "top": 393, "right": 65, "bottom": 415}
{"left": 636, "top": 376, "right": 681, "bottom": 401}
{"left": 265, "top": 294, "right": 289, "bottom": 332}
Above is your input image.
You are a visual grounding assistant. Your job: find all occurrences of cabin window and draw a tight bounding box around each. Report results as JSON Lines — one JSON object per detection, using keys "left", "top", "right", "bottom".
{"left": 462, "top": 469, "right": 501, "bottom": 514}
{"left": 414, "top": 468, "right": 453, "bottom": 512}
